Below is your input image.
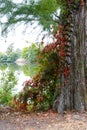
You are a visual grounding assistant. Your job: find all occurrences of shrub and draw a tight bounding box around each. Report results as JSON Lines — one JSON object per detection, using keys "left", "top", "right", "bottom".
{"left": 12, "top": 23, "right": 70, "bottom": 112}
{"left": 0, "top": 70, "right": 18, "bottom": 105}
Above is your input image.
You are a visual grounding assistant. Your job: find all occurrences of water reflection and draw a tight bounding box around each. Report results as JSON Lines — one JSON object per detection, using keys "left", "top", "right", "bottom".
{"left": 15, "top": 71, "right": 31, "bottom": 93}
{"left": 0, "top": 63, "right": 20, "bottom": 71}
{"left": 0, "top": 63, "right": 31, "bottom": 93}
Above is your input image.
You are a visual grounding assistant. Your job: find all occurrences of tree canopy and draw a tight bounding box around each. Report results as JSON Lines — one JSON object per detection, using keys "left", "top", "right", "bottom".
{"left": 0, "top": 0, "right": 61, "bottom": 33}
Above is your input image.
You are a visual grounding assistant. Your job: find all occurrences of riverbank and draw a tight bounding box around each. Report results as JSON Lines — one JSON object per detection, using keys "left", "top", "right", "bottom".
{"left": 15, "top": 58, "right": 29, "bottom": 66}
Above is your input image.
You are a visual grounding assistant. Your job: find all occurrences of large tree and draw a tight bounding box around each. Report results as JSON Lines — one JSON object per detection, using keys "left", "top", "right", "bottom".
{"left": 57, "top": 0, "right": 87, "bottom": 113}
{"left": 0, "top": 0, "right": 87, "bottom": 113}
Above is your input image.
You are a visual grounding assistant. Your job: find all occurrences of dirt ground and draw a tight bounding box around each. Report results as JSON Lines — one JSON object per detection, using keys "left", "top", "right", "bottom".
{"left": 0, "top": 107, "right": 87, "bottom": 130}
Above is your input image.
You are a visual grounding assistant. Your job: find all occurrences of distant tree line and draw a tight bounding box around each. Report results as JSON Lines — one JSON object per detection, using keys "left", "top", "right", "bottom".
{"left": 0, "top": 43, "right": 21, "bottom": 63}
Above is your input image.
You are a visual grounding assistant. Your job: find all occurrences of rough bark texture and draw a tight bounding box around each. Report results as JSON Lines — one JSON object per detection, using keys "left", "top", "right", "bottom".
{"left": 85, "top": 0, "right": 87, "bottom": 108}
{"left": 74, "top": 5, "right": 86, "bottom": 111}
{"left": 57, "top": 2, "right": 87, "bottom": 114}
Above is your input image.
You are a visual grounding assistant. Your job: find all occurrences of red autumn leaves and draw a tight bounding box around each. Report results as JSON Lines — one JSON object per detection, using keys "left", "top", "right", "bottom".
{"left": 54, "top": 24, "right": 71, "bottom": 78}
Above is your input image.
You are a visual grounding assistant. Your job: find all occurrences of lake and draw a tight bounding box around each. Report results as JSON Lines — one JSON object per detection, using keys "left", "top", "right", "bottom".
{"left": 0, "top": 63, "right": 33, "bottom": 94}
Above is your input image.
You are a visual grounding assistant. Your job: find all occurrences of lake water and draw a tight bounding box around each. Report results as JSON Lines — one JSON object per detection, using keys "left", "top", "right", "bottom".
{"left": 14, "top": 70, "right": 31, "bottom": 93}
{"left": 0, "top": 63, "right": 32, "bottom": 94}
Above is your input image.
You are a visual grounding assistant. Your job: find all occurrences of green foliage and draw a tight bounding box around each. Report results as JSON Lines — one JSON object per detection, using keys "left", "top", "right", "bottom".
{"left": 0, "top": 0, "right": 80, "bottom": 33}
{"left": 0, "top": 0, "right": 59, "bottom": 33}
{"left": 22, "top": 43, "right": 40, "bottom": 63}
{"left": 0, "top": 52, "right": 19, "bottom": 63}
{"left": 13, "top": 41, "right": 62, "bottom": 111}
{"left": 0, "top": 63, "right": 7, "bottom": 70}
{"left": 37, "top": 0, "right": 58, "bottom": 14}
{"left": 0, "top": 63, "right": 21, "bottom": 72}
{"left": 22, "top": 63, "right": 40, "bottom": 78}
{"left": 0, "top": 44, "right": 21, "bottom": 63}
{"left": 0, "top": 70, "right": 18, "bottom": 105}
{"left": 35, "top": 0, "right": 58, "bottom": 30}
{"left": 0, "top": 53, "right": 8, "bottom": 62}
{"left": 7, "top": 52, "right": 19, "bottom": 62}
{"left": 22, "top": 43, "right": 41, "bottom": 78}
{"left": 22, "top": 47, "right": 30, "bottom": 60}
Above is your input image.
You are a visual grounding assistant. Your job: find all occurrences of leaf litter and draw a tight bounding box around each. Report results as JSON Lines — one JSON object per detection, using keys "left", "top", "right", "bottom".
{"left": 0, "top": 107, "right": 87, "bottom": 130}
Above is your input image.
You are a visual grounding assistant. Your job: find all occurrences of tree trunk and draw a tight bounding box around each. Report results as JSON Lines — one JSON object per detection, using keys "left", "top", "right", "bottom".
{"left": 57, "top": 2, "right": 87, "bottom": 114}
{"left": 85, "top": 0, "right": 87, "bottom": 108}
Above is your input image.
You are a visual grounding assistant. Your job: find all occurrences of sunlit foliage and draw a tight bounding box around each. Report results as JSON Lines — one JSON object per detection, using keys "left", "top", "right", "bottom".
{"left": 0, "top": 70, "right": 18, "bottom": 105}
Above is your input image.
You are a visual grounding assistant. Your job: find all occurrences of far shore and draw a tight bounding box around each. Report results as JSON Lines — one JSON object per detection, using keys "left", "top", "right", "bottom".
{"left": 15, "top": 58, "right": 29, "bottom": 65}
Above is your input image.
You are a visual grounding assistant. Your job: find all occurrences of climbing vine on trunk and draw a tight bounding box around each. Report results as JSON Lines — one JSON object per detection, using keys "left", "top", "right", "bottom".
{"left": 11, "top": 0, "right": 87, "bottom": 113}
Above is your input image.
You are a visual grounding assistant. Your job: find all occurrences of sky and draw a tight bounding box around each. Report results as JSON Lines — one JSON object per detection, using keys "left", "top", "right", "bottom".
{"left": 0, "top": 23, "right": 44, "bottom": 52}
{"left": 0, "top": 0, "right": 57, "bottom": 52}
{"left": 0, "top": 0, "right": 46, "bottom": 52}
{"left": 0, "top": 17, "right": 53, "bottom": 52}
{"left": 0, "top": 22, "right": 53, "bottom": 52}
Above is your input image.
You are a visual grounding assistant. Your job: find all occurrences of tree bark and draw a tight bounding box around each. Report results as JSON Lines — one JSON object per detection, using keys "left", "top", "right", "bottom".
{"left": 74, "top": 4, "right": 86, "bottom": 111}
{"left": 57, "top": 2, "right": 87, "bottom": 114}
{"left": 85, "top": 0, "right": 87, "bottom": 109}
